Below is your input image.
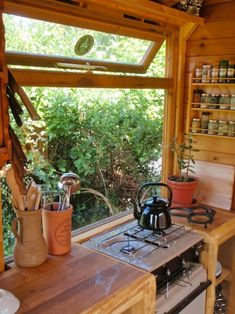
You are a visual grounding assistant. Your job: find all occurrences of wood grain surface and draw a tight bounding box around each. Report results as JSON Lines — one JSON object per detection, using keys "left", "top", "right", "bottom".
{"left": 0, "top": 244, "right": 156, "bottom": 314}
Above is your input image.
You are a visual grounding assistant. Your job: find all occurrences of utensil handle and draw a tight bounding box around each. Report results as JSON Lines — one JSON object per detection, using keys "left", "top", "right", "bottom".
{"left": 11, "top": 217, "right": 23, "bottom": 244}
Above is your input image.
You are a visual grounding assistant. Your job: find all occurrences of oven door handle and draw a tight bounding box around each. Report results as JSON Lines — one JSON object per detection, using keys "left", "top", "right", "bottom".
{"left": 164, "top": 280, "right": 212, "bottom": 314}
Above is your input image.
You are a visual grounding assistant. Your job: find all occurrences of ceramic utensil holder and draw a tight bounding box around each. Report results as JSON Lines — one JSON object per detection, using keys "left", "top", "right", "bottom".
{"left": 12, "top": 208, "right": 48, "bottom": 267}
{"left": 42, "top": 203, "right": 73, "bottom": 255}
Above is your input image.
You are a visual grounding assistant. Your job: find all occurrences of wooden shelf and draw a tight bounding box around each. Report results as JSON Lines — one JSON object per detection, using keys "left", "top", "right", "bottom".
{"left": 189, "top": 132, "right": 235, "bottom": 138}
{"left": 192, "top": 83, "right": 235, "bottom": 87}
{"left": 191, "top": 107, "right": 234, "bottom": 113}
{"left": 216, "top": 266, "right": 232, "bottom": 285}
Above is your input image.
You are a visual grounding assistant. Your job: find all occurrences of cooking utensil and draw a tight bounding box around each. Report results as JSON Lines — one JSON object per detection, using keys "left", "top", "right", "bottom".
{"left": 133, "top": 182, "right": 172, "bottom": 231}
{"left": 5, "top": 166, "right": 26, "bottom": 211}
{"left": 59, "top": 172, "right": 79, "bottom": 210}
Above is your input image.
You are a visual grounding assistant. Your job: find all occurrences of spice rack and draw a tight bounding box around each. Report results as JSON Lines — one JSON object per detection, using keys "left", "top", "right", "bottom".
{"left": 187, "top": 72, "right": 235, "bottom": 138}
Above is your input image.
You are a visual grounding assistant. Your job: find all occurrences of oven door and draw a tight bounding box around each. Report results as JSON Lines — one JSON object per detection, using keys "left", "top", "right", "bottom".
{"left": 156, "top": 263, "right": 211, "bottom": 314}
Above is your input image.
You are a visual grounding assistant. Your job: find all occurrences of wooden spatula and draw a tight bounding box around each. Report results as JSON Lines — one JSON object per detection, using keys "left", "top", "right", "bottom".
{"left": 5, "top": 166, "right": 25, "bottom": 211}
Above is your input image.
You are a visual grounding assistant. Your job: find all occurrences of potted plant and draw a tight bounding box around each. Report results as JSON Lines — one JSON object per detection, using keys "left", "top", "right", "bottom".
{"left": 166, "top": 134, "right": 199, "bottom": 206}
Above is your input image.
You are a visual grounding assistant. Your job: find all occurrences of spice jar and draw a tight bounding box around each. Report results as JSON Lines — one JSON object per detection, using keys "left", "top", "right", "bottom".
{"left": 210, "top": 94, "right": 219, "bottom": 109}
{"left": 201, "top": 112, "right": 210, "bottom": 134}
{"left": 202, "top": 65, "right": 211, "bottom": 83}
{"left": 220, "top": 94, "right": 230, "bottom": 109}
{"left": 195, "top": 65, "right": 202, "bottom": 82}
{"left": 211, "top": 63, "right": 219, "bottom": 83}
{"left": 193, "top": 89, "right": 202, "bottom": 107}
{"left": 201, "top": 93, "right": 210, "bottom": 108}
{"left": 230, "top": 95, "right": 235, "bottom": 110}
{"left": 208, "top": 119, "right": 218, "bottom": 135}
{"left": 219, "top": 60, "right": 228, "bottom": 83}
{"left": 218, "top": 120, "right": 228, "bottom": 136}
{"left": 227, "top": 62, "right": 234, "bottom": 83}
{"left": 228, "top": 121, "right": 235, "bottom": 137}
{"left": 191, "top": 118, "right": 201, "bottom": 133}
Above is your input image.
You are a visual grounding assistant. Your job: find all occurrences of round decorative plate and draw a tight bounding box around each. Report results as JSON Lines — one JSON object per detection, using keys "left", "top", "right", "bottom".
{"left": 74, "top": 35, "right": 94, "bottom": 56}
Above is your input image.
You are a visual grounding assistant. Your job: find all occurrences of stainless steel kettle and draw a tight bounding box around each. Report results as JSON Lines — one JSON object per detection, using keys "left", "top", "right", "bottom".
{"left": 133, "top": 182, "right": 173, "bottom": 231}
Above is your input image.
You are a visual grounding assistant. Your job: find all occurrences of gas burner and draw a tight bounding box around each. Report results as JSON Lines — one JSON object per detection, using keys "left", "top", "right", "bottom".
{"left": 120, "top": 244, "right": 136, "bottom": 254}
{"left": 170, "top": 205, "right": 216, "bottom": 228}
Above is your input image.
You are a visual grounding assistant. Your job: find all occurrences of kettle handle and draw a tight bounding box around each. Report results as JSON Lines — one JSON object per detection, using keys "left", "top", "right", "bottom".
{"left": 137, "top": 182, "right": 172, "bottom": 208}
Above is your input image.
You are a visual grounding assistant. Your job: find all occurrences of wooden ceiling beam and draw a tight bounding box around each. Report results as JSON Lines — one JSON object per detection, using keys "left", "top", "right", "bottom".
{"left": 6, "top": 52, "right": 147, "bottom": 74}
{"left": 87, "top": 0, "right": 204, "bottom": 26}
{"left": 11, "top": 68, "right": 173, "bottom": 89}
{"left": 4, "top": 0, "right": 170, "bottom": 41}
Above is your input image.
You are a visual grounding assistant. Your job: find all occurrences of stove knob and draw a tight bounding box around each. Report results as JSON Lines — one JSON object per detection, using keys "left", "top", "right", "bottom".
{"left": 194, "top": 249, "right": 199, "bottom": 257}
{"left": 181, "top": 258, "right": 186, "bottom": 267}
{"left": 166, "top": 268, "right": 171, "bottom": 277}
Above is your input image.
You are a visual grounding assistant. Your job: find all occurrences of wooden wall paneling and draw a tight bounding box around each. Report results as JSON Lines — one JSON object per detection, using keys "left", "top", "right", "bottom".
{"left": 11, "top": 69, "right": 174, "bottom": 89}
{"left": 187, "top": 37, "right": 235, "bottom": 57}
{"left": 184, "top": 3, "right": 235, "bottom": 210}
{"left": 202, "top": 2, "right": 235, "bottom": 22}
{"left": 189, "top": 21, "right": 235, "bottom": 41}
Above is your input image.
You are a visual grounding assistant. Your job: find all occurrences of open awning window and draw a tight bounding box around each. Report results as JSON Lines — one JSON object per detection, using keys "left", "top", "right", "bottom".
{"left": 4, "top": 14, "right": 165, "bottom": 74}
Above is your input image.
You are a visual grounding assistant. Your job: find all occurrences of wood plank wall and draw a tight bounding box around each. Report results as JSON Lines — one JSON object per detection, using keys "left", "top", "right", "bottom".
{"left": 184, "top": 2, "right": 235, "bottom": 209}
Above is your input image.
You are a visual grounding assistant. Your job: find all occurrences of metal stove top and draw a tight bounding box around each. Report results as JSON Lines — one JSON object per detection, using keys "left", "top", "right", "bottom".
{"left": 83, "top": 220, "right": 203, "bottom": 272}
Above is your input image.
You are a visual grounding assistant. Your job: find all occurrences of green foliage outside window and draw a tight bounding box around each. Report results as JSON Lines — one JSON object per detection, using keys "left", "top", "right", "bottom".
{"left": 1, "top": 14, "right": 165, "bottom": 256}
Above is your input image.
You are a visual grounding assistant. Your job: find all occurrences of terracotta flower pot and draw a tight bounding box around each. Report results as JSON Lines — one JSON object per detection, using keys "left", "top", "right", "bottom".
{"left": 166, "top": 176, "right": 199, "bottom": 206}
{"left": 42, "top": 203, "right": 73, "bottom": 255}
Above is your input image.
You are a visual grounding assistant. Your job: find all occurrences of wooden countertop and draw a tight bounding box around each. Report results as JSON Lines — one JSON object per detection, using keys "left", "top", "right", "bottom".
{"left": 0, "top": 244, "right": 156, "bottom": 314}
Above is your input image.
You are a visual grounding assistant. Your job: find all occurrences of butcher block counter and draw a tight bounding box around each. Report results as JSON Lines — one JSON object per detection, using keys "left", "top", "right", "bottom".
{"left": 0, "top": 244, "right": 156, "bottom": 314}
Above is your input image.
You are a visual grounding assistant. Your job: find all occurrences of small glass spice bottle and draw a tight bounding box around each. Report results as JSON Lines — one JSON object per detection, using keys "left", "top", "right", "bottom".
{"left": 193, "top": 89, "right": 202, "bottom": 107}
{"left": 208, "top": 119, "right": 218, "bottom": 135}
{"left": 211, "top": 63, "right": 219, "bottom": 83}
{"left": 220, "top": 94, "right": 230, "bottom": 109}
{"left": 202, "top": 64, "right": 211, "bottom": 83}
{"left": 230, "top": 95, "right": 235, "bottom": 110}
{"left": 218, "top": 120, "right": 228, "bottom": 136}
{"left": 210, "top": 94, "right": 219, "bottom": 109}
{"left": 228, "top": 121, "right": 235, "bottom": 137}
{"left": 201, "top": 112, "right": 210, "bottom": 134}
{"left": 195, "top": 64, "right": 202, "bottom": 82}
{"left": 227, "top": 62, "right": 235, "bottom": 83}
{"left": 201, "top": 93, "right": 210, "bottom": 108}
{"left": 191, "top": 118, "right": 201, "bottom": 133}
{"left": 219, "top": 60, "right": 228, "bottom": 83}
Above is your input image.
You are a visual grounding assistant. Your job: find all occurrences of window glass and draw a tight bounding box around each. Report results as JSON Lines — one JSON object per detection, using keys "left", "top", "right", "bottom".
{"left": 4, "top": 14, "right": 152, "bottom": 64}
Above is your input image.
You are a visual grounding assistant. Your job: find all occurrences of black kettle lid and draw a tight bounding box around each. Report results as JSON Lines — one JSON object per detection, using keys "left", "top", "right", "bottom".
{"left": 144, "top": 195, "right": 168, "bottom": 208}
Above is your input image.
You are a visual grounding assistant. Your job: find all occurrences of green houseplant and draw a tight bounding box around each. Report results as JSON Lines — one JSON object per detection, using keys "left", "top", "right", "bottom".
{"left": 166, "top": 134, "right": 199, "bottom": 205}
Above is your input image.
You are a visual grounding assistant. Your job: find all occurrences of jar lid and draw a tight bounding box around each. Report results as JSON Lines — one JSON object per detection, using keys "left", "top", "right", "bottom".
{"left": 219, "top": 60, "right": 229, "bottom": 66}
{"left": 209, "top": 119, "right": 218, "bottom": 122}
{"left": 219, "top": 120, "right": 227, "bottom": 123}
{"left": 229, "top": 121, "right": 235, "bottom": 124}
{"left": 193, "top": 118, "right": 200, "bottom": 121}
